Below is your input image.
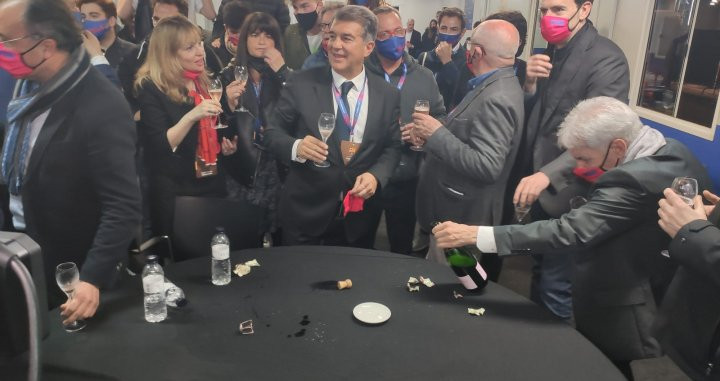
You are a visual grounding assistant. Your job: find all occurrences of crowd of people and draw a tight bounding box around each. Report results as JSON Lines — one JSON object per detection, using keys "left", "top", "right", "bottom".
{"left": 0, "top": 0, "right": 718, "bottom": 379}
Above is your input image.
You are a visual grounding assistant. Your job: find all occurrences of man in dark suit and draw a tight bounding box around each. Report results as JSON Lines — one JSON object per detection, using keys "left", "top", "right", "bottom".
{"left": 0, "top": 0, "right": 141, "bottom": 323}
{"left": 412, "top": 20, "right": 524, "bottom": 265}
{"left": 432, "top": 97, "right": 711, "bottom": 378}
{"left": 510, "top": 0, "right": 630, "bottom": 320}
{"left": 361, "top": 6, "right": 445, "bottom": 255}
{"left": 264, "top": 5, "right": 401, "bottom": 247}
{"left": 405, "top": 18, "right": 421, "bottom": 58}
{"left": 656, "top": 189, "right": 720, "bottom": 380}
{"left": 418, "top": 7, "right": 469, "bottom": 111}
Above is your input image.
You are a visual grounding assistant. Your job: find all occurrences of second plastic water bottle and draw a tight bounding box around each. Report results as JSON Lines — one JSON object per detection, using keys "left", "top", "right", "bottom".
{"left": 211, "top": 227, "right": 231, "bottom": 285}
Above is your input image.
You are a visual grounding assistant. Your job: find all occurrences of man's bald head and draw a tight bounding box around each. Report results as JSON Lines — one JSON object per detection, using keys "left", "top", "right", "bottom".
{"left": 471, "top": 19, "right": 519, "bottom": 67}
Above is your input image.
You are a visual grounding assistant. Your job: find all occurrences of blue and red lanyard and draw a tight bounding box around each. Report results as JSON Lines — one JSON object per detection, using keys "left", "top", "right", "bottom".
{"left": 332, "top": 76, "right": 367, "bottom": 138}
{"left": 383, "top": 63, "right": 407, "bottom": 90}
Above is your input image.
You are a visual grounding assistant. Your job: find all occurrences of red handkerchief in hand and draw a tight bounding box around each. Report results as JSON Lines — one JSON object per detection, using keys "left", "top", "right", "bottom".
{"left": 343, "top": 192, "right": 364, "bottom": 217}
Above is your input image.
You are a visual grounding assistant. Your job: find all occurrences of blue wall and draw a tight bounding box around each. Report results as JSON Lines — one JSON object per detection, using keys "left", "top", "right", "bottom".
{"left": 644, "top": 118, "right": 720, "bottom": 192}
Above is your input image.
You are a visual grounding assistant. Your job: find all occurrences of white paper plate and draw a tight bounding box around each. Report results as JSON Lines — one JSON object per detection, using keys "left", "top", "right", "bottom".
{"left": 353, "top": 302, "right": 391, "bottom": 324}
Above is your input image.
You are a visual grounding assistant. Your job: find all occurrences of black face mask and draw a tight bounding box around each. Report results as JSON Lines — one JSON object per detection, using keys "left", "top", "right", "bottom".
{"left": 296, "top": 10, "right": 318, "bottom": 31}
{"left": 247, "top": 55, "right": 269, "bottom": 74}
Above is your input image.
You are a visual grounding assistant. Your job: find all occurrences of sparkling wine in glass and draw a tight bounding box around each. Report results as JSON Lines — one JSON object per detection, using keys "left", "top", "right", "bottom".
{"left": 208, "top": 78, "right": 227, "bottom": 129}
{"left": 314, "top": 112, "right": 335, "bottom": 168}
{"left": 411, "top": 100, "right": 429, "bottom": 151}
{"left": 514, "top": 204, "right": 531, "bottom": 224}
{"left": 661, "top": 177, "right": 699, "bottom": 257}
{"left": 55, "top": 262, "right": 87, "bottom": 332}
{"left": 234, "top": 65, "right": 249, "bottom": 113}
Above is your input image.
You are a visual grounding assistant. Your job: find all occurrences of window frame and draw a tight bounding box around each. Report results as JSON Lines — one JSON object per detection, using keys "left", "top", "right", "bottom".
{"left": 632, "top": 0, "right": 720, "bottom": 141}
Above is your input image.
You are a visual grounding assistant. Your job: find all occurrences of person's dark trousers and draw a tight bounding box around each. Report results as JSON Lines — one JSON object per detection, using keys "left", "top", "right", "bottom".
{"left": 528, "top": 205, "right": 573, "bottom": 320}
{"left": 358, "top": 178, "right": 418, "bottom": 255}
{"left": 281, "top": 212, "right": 348, "bottom": 247}
{"left": 613, "top": 360, "right": 634, "bottom": 380}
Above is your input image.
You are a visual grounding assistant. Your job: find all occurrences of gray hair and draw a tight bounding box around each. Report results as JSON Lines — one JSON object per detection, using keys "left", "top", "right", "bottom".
{"left": 472, "top": 20, "right": 519, "bottom": 63}
{"left": 333, "top": 5, "right": 378, "bottom": 43}
{"left": 558, "top": 97, "right": 643, "bottom": 150}
{"left": 320, "top": 1, "right": 344, "bottom": 19}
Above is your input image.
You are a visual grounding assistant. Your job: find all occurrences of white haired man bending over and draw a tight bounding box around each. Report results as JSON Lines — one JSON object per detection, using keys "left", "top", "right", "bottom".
{"left": 431, "top": 96, "right": 711, "bottom": 375}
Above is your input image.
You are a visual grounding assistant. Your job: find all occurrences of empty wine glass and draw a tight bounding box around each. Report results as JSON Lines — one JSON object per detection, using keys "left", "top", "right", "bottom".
{"left": 208, "top": 78, "right": 227, "bottom": 129}
{"left": 661, "top": 177, "right": 699, "bottom": 257}
{"left": 514, "top": 204, "right": 531, "bottom": 224}
{"left": 410, "top": 100, "right": 429, "bottom": 151}
{"left": 55, "top": 262, "right": 87, "bottom": 332}
{"left": 234, "top": 65, "right": 249, "bottom": 113}
{"left": 314, "top": 113, "right": 335, "bottom": 168}
{"left": 671, "top": 177, "right": 698, "bottom": 206}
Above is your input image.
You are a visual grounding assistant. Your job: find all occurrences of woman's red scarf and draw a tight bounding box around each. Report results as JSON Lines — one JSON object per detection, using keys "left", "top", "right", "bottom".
{"left": 183, "top": 70, "right": 220, "bottom": 165}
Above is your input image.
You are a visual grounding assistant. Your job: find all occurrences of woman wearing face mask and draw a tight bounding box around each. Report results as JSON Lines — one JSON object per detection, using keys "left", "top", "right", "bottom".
{"left": 78, "top": 0, "right": 137, "bottom": 69}
{"left": 135, "top": 16, "right": 227, "bottom": 239}
{"left": 222, "top": 12, "right": 290, "bottom": 247}
{"left": 421, "top": 19, "right": 438, "bottom": 53}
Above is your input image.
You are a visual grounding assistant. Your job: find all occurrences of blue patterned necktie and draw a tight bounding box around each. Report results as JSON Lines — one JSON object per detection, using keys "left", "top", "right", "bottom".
{"left": 335, "top": 81, "right": 354, "bottom": 141}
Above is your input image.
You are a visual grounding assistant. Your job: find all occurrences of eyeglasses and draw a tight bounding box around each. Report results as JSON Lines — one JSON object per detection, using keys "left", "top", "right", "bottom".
{"left": 0, "top": 35, "right": 34, "bottom": 45}
{"left": 376, "top": 27, "right": 405, "bottom": 41}
{"left": 320, "top": 22, "right": 332, "bottom": 31}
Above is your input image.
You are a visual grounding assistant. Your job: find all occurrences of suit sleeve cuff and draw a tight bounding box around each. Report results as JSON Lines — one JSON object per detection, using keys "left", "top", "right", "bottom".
{"left": 476, "top": 226, "right": 497, "bottom": 253}
{"left": 291, "top": 139, "right": 306, "bottom": 163}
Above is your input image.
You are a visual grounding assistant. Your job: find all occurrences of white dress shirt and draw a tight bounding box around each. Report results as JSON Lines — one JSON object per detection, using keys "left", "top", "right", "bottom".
{"left": 292, "top": 67, "right": 370, "bottom": 162}
{"left": 476, "top": 226, "right": 498, "bottom": 253}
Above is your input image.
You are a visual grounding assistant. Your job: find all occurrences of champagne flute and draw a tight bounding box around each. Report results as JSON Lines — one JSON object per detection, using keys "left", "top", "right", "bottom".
{"left": 314, "top": 113, "right": 335, "bottom": 168}
{"left": 208, "top": 78, "right": 227, "bottom": 129}
{"left": 514, "top": 204, "right": 531, "bottom": 224}
{"left": 55, "top": 262, "right": 87, "bottom": 332}
{"left": 234, "top": 65, "right": 249, "bottom": 113}
{"left": 661, "top": 177, "right": 699, "bottom": 257}
{"left": 411, "top": 100, "right": 429, "bottom": 151}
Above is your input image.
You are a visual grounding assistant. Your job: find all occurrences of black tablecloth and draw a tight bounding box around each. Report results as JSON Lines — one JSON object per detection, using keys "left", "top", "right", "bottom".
{"left": 31, "top": 247, "right": 623, "bottom": 380}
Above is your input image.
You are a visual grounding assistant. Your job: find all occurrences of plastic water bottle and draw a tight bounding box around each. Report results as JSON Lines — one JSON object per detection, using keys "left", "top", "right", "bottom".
{"left": 211, "top": 227, "right": 231, "bottom": 285}
{"left": 164, "top": 279, "right": 187, "bottom": 308}
{"left": 142, "top": 255, "right": 167, "bottom": 322}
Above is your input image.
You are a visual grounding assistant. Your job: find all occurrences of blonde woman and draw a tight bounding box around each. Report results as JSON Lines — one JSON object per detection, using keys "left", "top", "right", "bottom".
{"left": 135, "top": 16, "right": 231, "bottom": 238}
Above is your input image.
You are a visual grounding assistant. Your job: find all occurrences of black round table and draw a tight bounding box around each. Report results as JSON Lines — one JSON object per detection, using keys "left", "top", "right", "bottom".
{"left": 37, "top": 246, "right": 624, "bottom": 380}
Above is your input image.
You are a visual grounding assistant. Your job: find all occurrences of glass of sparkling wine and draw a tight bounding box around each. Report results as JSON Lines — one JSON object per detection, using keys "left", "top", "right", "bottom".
{"left": 208, "top": 78, "right": 227, "bottom": 129}
{"left": 514, "top": 204, "right": 531, "bottom": 223}
{"left": 234, "top": 65, "right": 249, "bottom": 113}
{"left": 411, "top": 100, "right": 429, "bottom": 151}
{"left": 314, "top": 112, "right": 335, "bottom": 168}
{"left": 55, "top": 262, "right": 87, "bottom": 332}
{"left": 661, "top": 176, "right": 698, "bottom": 257}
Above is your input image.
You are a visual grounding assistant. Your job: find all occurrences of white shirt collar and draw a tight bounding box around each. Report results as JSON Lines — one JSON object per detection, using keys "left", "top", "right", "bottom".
{"left": 331, "top": 66, "right": 366, "bottom": 91}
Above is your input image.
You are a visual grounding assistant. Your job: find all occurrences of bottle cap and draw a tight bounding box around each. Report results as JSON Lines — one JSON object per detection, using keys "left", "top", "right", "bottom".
{"left": 146, "top": 254, "right": 158, "bottom": 263}
{"left": 215, "top": 226, "right": 225, "bottom": 232}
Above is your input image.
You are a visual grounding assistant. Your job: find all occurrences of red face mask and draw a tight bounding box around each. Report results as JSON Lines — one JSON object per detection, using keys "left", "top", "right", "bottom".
{"left": 228, "top": 33, "right": 240, "bottom": 46}
{"left": 540, "top": 6, "right": 582, "bottom": 45}
{"left": 573, "top": 144, "right": 615, "bottom": 183}
{"left": 0, "top": 40, "right": 44, "bottom": 79}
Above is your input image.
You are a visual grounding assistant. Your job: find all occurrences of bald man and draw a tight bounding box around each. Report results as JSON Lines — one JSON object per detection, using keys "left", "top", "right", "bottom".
{"left": 412, "top": 20, "right": 525, "bottom": 268}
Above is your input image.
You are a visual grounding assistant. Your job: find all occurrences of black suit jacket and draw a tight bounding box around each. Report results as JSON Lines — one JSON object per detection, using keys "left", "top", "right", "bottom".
{"left": 654, "top": 217, "right": 720, "bottom": 380}
{"left": 408, "top": 30, "right": 422, "bottom": 58}
{"left": 494, "top": 139, "right": 711, "bottom": 362}
{"left": 264, "top": 66, "right": 401, "bottom": 240}
{"left": 519, "top": 22, "right": 630, "bottom": 217}
{"left": 10, "top": 67, "right": 141, "bottom": 292}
